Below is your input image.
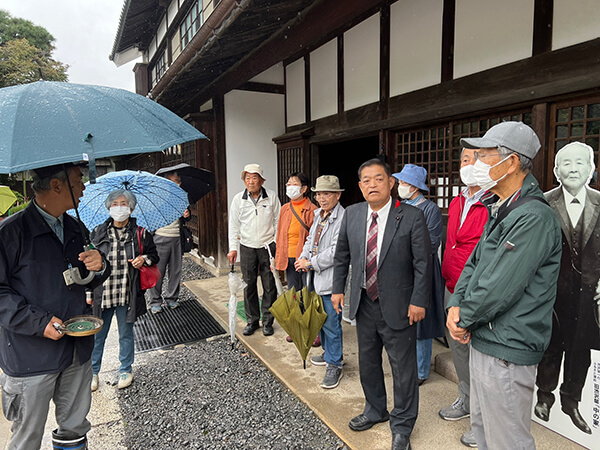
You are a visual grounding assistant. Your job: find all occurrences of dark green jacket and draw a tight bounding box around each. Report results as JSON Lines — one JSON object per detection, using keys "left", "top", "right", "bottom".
{"left": 447, "top": 173, "right": 561, "bottom": 365}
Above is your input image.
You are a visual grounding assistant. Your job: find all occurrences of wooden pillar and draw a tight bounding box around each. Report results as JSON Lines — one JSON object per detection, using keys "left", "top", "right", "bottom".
{"left": 133, "top": 63, "right": 149, "bottom": 96}
{"left": 531, "top": 103, "right": 550, "bottom": 190}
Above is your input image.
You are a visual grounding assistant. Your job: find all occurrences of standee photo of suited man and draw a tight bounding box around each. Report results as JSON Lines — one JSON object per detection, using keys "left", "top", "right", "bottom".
{"left": 535, "top": 141, "right": 600, "bottom": 442}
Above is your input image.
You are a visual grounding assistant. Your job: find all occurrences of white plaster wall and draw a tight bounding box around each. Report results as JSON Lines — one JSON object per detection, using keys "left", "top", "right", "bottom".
{"left": 454, "top": 0, "right": 534, "bottom": 79}
{"left": 157, "top": 16, "right": 167, "bottom": 47}
{"left": 200, "top": 99, "right": 213, "bottom": 112}
{"left": 553, "top": 0, "right": 600, "bottom": 50}
{"left": 390, "top": 0, "right": 443, "bottom": 96}
{"left": 286, "top": 58, "right": 306, "bottom": 126}
{"left": 310, "top": 39, "right": 337, "bottom": 120}
{"left": 344, "top": 13, "right": 380, "bottom": 111}
{"left": 250, "top": 62, "right": 284, "bottom": 84}
{"left": 224, "top": 90, "right": 285, "bottom": 210}
{"left": 149, "top": 36, "right": 157, "bottom": 61}
{"left": 168, "top": 0, "right": 179, "bottom": 27}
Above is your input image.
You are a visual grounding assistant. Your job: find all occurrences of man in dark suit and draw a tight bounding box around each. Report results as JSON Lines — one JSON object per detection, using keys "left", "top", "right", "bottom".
{"left": 535, "top": 141, "right": 600, "bottom": 435}
{"left": 332, "top": 158, "right": 431, "bottom": 450}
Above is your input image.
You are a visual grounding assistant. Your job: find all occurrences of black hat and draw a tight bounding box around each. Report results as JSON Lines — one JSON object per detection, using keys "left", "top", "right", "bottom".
{"left": 32, "top": 162, "right": 86, "bottom": 180}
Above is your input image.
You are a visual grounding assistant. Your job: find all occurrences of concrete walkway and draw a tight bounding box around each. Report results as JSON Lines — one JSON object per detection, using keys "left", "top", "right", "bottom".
{"left": 0, "top": 273, "right": 586, "bottom": 449}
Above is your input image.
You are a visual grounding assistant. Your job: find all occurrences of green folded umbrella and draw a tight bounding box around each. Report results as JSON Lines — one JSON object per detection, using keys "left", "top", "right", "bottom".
{"left": 269, "top": 286, "right": 327, "bottom": 368}
{"left": 0, "top": 186, "right": 17, "bottom": 215}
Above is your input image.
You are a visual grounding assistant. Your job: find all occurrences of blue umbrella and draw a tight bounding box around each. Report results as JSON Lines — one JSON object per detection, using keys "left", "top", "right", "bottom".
{"left": 69, "top": 170, "right": 189, "bottom": 232}
{"left": 0, "top": 81, "right": 206, "bottom": 179}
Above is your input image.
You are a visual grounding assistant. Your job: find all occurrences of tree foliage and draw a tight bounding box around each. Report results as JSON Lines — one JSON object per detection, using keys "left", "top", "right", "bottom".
{"left": 0, "top": 10, "right": 68, "bottom": 88}
{"left": 0, "top": 38, "right": 68, "bottom": 87}
{"left": 0, "top": 10, "right": 54, "bottom": 53}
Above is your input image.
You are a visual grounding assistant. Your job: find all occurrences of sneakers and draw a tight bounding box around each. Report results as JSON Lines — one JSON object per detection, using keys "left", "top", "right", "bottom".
{"left": 167, "top": 300, "right": 180, "bottom": 309}
{"left": 311, "top": 353, "right": 326, "bottom": 366}
{"left": 151, "top": 305, "right": 162, "bottom": 314}
{"left": 91, "top": 374, "right": 99, "bottom": 392}
{"left": 439, "top": 397, "right": 470, "bottom": 421}
{"left": 118, "top": 373, "right": 134, "bottom": 389}
{"left": 460, "top": 428, "right": 477, "bottom": 448}
{"left": 321, "top": 365, "right": 343, "bottom": 389}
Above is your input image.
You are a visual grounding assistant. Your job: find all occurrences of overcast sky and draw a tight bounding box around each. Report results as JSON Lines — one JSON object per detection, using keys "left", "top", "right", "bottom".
{"left": 2, "top": 0, "right": 138, "bottom": 91}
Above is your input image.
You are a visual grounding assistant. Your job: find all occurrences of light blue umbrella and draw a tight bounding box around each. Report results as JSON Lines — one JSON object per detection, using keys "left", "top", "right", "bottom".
{"left": 0, "top": 81, "right": 206, "bottom": 179}
{"left": 69, "top": 170, "right": 189, "bottom": 232}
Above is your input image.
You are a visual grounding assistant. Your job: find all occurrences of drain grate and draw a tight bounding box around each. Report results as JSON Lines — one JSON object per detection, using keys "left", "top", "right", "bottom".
{"left": 133, "top": 299, "right": 225, "bottom": 353}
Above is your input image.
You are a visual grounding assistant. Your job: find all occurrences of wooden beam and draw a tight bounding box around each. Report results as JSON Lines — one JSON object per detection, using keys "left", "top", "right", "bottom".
{"left": 292, "top": 38, "right": 600, "bottom": 144}
{"left": 188, "top": 0, "right": 384, "bottom": 109}
{"left": 305, "top": 55, "right": 311, "bottom": 124}
{"left": 441, "top": 0, "right": 455, "bottom": 82}
{"left": 337, "top": 35, "right": 344, "bottom": 117}
{"left": 530, "top": 103, "right": 550, "bottom": 189}
{"left": 379, "top": 2, "right": 390, "bottom": 121}
{"left": 533, "top": 0, "right": 553, "bottom": 56}
{"left": 236, "top": 82, "right": 285, "bottom": 95}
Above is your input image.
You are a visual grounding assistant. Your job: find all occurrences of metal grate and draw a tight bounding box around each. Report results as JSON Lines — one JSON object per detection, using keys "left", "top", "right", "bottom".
{"left": 133, "top": 299, "right": 225, "bottom": 353}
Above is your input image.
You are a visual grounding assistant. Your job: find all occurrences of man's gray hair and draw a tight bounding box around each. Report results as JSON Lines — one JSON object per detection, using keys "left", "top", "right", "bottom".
{"left": 31, "top": 168, "right": 69, "bottom": 194}
{"left": 104, "top": 189, "right": 137, "bottom": 210}
{"left": 497, "top": 146, "right": 533, "bottom": 173}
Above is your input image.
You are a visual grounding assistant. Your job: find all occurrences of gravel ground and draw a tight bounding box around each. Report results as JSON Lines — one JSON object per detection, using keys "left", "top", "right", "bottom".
{"left": 116, "top": 257, "right": 344, "bottom": 449}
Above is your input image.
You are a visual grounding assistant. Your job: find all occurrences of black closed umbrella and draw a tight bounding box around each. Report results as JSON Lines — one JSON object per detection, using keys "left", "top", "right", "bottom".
{"left": 156, "top": 163, "right": 216, "bottom": 204}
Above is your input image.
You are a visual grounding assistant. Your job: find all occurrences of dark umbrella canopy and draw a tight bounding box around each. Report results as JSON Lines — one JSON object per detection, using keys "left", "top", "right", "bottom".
{"left": 155, "top": 163, "right": 216, "bottom": 204}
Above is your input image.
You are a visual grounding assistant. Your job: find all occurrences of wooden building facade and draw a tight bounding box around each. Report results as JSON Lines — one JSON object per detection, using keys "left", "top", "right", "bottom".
{"left": 111, "top": 0, "right": 600, "bottom": 271}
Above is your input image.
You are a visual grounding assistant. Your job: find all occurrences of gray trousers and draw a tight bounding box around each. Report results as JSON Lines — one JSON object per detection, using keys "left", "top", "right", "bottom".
{"left": 149, "top": 234, "right": 182, "bottom": 306}
{"left": 445, "top": 287, "right": 471, "bottom": 412}
{"left": 470, "top": 346, "right": 537, "bottom": 450}
{"left": 0, "top": 352, "right": 92, "bottom": 450}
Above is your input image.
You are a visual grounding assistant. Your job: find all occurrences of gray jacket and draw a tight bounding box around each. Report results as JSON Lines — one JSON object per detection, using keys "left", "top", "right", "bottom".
{"left": 299, "top": 203, "right": 345, "bottom": 295}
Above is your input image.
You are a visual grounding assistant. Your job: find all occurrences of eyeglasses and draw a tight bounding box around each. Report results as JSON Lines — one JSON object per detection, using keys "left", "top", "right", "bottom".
{"left": 473, "top": 150, "right": 501, "bottom": 161}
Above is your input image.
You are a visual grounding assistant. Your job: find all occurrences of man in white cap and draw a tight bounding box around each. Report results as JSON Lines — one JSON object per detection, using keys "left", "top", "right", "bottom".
{"left": 534, "top": 142, "right": 600, "bottom": 435}
{"left": 447, "top": 122, "right": 562, "bottom": 448}
{"left": 228, "top": 164, "right": 281, "bottom": 336}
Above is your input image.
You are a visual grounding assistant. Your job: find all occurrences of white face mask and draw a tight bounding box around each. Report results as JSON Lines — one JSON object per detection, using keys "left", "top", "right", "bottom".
{"left": 397, "top": 184, "right": 416, "bottom": 200}
{"left": 110, "top": 206, "right": 131, "bottom": 222}
{"left": 460, "top": 164, "right": 479, "bottom": 187}
{"left": 472, "top": 156, "right": 511, "bottom": 191}
{"left": 286, "top": 185, "right": 302, "bottom": 200}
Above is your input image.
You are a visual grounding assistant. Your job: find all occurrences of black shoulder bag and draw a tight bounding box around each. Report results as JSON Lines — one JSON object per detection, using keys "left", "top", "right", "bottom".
{"left": 180, "top": 218, "right": 194, "bottom": 253}
{"left": 488, "top": 195, "right": 548, "bottom": 236}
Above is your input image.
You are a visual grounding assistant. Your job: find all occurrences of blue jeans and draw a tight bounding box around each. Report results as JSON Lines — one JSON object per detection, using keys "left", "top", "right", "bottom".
{"left": 92, "top": 305, "right": 134, "bottom": 375}
{"left": 320, "top": 294, "right": 343, "bottom": 367}
{"left": 416, "top": 338, "right": 432, "bottom": 380}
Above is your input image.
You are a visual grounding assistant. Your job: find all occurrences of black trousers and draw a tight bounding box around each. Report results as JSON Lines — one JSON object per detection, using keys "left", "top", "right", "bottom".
{"left": 239, "top": 243, "right": 276, "bottom": 326}
{"left": 286, "top": 257, "right": 305, "bottom": 292}
{"left": 356, "top": 289, "right": 419, "bottom": 435}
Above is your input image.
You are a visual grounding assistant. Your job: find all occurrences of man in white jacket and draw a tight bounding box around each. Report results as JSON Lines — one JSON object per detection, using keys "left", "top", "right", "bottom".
{"left": 296, "top": 175, "right": 345, "bottom": 389}
{"left": 228, "top": 164, "right": 281, "bottom": 336}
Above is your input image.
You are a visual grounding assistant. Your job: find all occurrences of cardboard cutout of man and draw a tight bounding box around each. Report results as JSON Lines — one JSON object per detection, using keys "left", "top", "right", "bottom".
{"left": 535, "top": 141, "right": 600, "bottom": 435}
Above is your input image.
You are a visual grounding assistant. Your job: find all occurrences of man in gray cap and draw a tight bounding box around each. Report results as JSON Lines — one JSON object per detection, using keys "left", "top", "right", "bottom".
{"left": 228, "top": 164, "right": 281, "bottom": 336}
{"left": 446, "top": 122, "right": 562, "bottom": 448}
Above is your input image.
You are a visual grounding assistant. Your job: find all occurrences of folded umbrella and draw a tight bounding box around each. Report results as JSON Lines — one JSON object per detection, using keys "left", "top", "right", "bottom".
{"left": 269, "top": 286, "right": 327, "bottom": 368}
{"left": 155, "top": 163, "right": 215, "bottom": 205}
{"left": 0, "top": 186, "right": 17, "bottom": 215}
{"left": 68, "top": 170, "right": 188, "bottom": 232}
{"left": 264, "top": 243, "right": 284, "bottom": 296}
{"left": 228, "top": 266, "right": 247, "bottom": 346}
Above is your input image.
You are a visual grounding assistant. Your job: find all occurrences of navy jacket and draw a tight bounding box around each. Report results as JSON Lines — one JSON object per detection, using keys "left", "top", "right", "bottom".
{"left": 0, "top": 202, "right": 110, "bottom": 377}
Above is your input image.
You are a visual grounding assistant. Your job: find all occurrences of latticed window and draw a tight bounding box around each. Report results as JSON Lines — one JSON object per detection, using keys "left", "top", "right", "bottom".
{"left": 180, "top": 2, "right": 202, "bottom": 50}
{"left": 550, "top": 98, "right": 600, "bottom": 189}
{"left": 394, "top": 110, "right": 532, "bottom": 211}
{"left": 395, "top": 126, "right": 451, "bottom": 209}
{"left": 151, "top": 51, "right": 167, "bottom": 87}
{"left": 277, "top": 146, "right": 303, "bottom": 205}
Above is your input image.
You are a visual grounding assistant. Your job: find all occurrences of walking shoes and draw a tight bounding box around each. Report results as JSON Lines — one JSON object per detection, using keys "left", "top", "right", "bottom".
{"left": 439, "top": 397, "right": 470, "bottom": 421}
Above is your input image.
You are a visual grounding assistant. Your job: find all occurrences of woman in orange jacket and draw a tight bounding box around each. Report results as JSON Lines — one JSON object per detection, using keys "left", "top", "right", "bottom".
{"left": 275, "top": 172, "right": 320, "bottom": 345}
